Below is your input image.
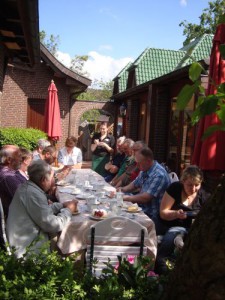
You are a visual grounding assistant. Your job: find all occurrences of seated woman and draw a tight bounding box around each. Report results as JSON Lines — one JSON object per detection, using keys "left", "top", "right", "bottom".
{"left": 16, "top": 147, "right": 33, "bottom": 180}
{"left": 58, "top": 136, "right": 82, "bottom": 169}
{"left": 154, "top": 165, "right": 211, "bottom": 275}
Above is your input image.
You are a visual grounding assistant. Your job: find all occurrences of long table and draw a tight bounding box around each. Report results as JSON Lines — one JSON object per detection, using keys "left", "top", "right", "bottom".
{"left": 56, "top": 169, "right": 157, "bottom": 258}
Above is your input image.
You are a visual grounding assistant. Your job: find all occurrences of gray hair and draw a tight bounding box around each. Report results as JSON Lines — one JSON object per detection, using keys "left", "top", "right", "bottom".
{"left": 133, "top": 140, "right": 147, "bottom": 148}
{"left": 37, "top": 139, "right": 51, "bottom": 150}
{"left": 0, "top": 145, "right": 20, "bottom": 165}
{"left": 117, "top": 136, "right": 126, "bottom": 145}
{"left": 28, "top": 160, "right": 52, "bottom": 185}
{"left": 123, "top": 138, "right": 134, "bottom": 148}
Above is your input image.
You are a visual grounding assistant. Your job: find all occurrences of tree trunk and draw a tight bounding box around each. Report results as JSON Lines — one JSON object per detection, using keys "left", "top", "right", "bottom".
{"left": 163, "top": 175, "right": 225, "bottom": 300}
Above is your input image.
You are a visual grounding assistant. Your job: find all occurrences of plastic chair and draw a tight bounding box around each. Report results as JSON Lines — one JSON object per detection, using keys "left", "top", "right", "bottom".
{"left": 0, "top": 198, "right": 11, "bottom": 254}
{"left": 168, "top": 172, "right": 179, "bottom": 183}
{"left": 86, "top": 216, "right": 148, "bottom": 276}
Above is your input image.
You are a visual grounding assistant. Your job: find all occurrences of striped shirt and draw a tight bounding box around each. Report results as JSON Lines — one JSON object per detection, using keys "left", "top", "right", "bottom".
{"left": 133, "top": 161, "right": 171, "bottom": 219}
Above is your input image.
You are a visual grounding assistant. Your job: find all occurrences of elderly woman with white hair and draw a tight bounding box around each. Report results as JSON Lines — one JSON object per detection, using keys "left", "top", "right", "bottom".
{"left": 6, "top": 160, "right": 77, "bottom": 258}
{"left": 33, "top": 138, "right": 51, "bottom": 161}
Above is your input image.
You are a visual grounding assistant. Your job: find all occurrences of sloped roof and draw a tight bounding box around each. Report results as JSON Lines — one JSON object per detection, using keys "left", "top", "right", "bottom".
{"left": 177, "top": 34, "right": 213, "bottom": 68}
{"left": 40, "top": 43, "right": 91, "bottom": 92}
{"left": 113, "top": 61, "right": 133, "bottom": 93}
{"left": 114, "top": 34, "right": 213, "bottom": 94}
{"left": 0, "top": 0, "right": 40, "bottom": 66}
{"left": 132, "top": 48, "right": 186, "bottom": 85}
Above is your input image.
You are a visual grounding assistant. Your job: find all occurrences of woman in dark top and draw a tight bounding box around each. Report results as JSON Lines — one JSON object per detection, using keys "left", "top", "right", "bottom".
{"left": 91, "top": 122, "right": 115, "bottom": 176}
{"left": 155, "top": 165, "right": 211, "bottom": 274}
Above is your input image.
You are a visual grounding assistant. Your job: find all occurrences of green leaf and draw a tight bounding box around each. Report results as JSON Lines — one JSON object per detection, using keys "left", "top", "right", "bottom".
{"left": 216, "top": 104, "right": 225, "bottom": 121}
{"left": 202, "top": 124, "right": 225, "bottom": 139}
{"left": 219, "top": 44, "right": 225, "bottom": 59}
{"left": 218, "top": 14, "right": 225, "bottom": 25}
{"left": 217, "top": 82, "right": 225, "bottom": 94}
{"left": 198, "top": 85, "right": 206, "bottom": 95}
{"left": 189, "top": 62, "right": 204, "bottom": 81}
{"left": 199, "top": 95, "right": 219, "bottom": 116}
{"left": 195, "top": 95, "right": 206, "bottom": 107}
{"left": 177, "top": 83, "right": 199, "bottom": 110}
{"left": 191, "top": 110, "right": 200, "bottom": 125}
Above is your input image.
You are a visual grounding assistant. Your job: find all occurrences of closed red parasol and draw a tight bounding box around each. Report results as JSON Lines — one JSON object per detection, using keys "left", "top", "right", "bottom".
{"left": 44, "top": 80, "right": 62, "bottom": 141}
{"left": 192, "top": 23, "right": 225, "bottom": 170}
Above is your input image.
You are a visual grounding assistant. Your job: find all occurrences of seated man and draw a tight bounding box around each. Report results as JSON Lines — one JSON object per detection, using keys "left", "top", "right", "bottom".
{"left": 6, "top": 159, "right": 77, "bottom": 258}
{"left": 39, "top": 146, "right": 70, "bottom": 199}
{"left": 32, "top": 139, "right": 51, "bottom": 161}
{"left": 0, "top": 145, "right": 24, "bottom": 217}
{"left": 58, "top": 136, "right": 82, "bottom": 169}
{"left": 104, "top": 136, "right": 126, "bottom": 182}
{"left": 120, "top": 147, "right": 171, "bottom": 223}
{"left": 40, "top": 146, "right": 58, "bottom": 166}
{"left": 111, "top": 138, "right": 134, "bottom": 187}
{"left": 114, "top": 140, "right": 147, "bottom": 188}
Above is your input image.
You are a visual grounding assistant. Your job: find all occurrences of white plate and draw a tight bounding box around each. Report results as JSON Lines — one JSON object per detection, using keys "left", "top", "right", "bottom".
{"left": 76, "top": 193, "right": 91, "bottom": 199}
{"left": 58, "top": 188, "right": 74, "bottom": 194}
{"left": 125, "top": 207, "right": 142, "bottom": 213}
{"left": 90, "top": 200, "right": 100, "bottom": 205}
{"left": 89, "top": 215, "right": 108, "bottom": 221}
{"left": 84, "top": 185, "right": 94, "bottom": 190}
{"left": 56, "top": 181, "right": 70, "bottom": 186}
{"left": 71, "top": 189, "right": 82, "bottom": 195}
{"left": 72, "top": 211, "right": 80, "bottom": 216}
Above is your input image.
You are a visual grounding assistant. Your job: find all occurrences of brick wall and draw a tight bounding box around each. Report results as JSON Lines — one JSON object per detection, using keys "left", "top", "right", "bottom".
{"left": 71, "top": 100, "right": 116, "bottom": 137}
{"left": 0, "top": 45, "right": 5, "bottom": 125}
{"left": 0, "top": 45, "right": 4, "bottom": 92}
{"left": 1, "top": 62, "right": 116, "bottom": 149}
{"left": 1, "top": 62, "right": 72, "bottom": 148}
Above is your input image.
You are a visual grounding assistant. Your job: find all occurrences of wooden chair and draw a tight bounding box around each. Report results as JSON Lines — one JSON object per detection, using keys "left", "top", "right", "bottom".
{"left": 86, "top": 216, "right": 148, "bottom": 276}
{"left": 0, "top": 198, "right": 11, "bottom": 254}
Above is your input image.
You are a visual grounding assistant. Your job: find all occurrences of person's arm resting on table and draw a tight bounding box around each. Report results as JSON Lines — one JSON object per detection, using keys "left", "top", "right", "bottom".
{"left": 121, "top": 182, "right": 152, "bottom": 204}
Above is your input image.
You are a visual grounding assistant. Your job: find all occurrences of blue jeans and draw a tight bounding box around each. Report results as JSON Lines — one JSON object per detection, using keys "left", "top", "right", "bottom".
{"left": 155, "top": 227, "right": 188, "bottom": 274}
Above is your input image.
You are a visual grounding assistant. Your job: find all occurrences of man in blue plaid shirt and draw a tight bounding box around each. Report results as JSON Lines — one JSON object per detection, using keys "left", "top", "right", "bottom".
{"left": 121, "top": 147, "right": 170, "bottom": 225}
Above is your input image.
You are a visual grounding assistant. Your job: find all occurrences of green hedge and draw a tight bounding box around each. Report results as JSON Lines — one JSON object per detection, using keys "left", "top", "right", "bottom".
{"left": 0, "top": 247, "right": 168, "bottom": 300}
{"left": 0, "top": 128, "right": 47, "bottom": 150}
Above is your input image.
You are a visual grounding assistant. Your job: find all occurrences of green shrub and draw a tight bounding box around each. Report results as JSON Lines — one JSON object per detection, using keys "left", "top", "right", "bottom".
{"left": 0, "top": 247, "right": 170, "bottom": 300}
{"left": 0, "top": 128, "right": 47, "bottom": 150}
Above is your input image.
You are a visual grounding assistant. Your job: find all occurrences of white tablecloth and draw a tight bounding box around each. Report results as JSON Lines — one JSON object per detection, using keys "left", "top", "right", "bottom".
{"left": 56, "top": 169, "right": 157, "bottom": 258}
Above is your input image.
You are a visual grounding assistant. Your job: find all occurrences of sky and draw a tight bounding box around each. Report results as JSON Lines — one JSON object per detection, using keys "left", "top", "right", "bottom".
{"left": 39, "top": 0, "right": 210, "bottom": 84}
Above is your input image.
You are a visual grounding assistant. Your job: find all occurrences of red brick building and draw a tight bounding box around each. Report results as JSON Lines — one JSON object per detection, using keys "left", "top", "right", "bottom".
{"left": 1, "top": 44, "right": 92, "bottom": 147}
{"left": 0, "top": 0, "right": 40, "bottom": 122}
